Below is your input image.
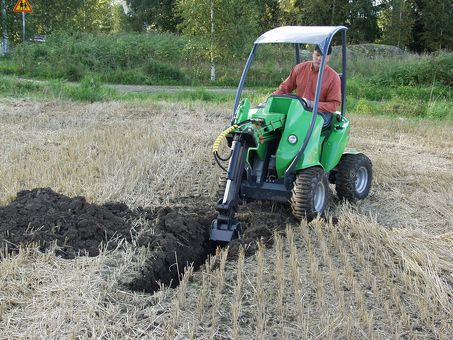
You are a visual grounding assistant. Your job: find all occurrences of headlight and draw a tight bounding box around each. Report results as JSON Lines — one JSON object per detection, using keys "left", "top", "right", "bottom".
{"left": 288, "top": 134, "right": 298, "bottom": 144}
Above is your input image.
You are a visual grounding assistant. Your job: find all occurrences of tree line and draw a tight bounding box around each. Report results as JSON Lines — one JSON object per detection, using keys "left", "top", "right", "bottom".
{"left": 1, "top": 0, "right": 452, "bottom": 54}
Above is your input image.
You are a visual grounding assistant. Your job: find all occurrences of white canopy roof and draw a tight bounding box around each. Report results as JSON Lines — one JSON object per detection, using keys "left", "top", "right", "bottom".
{"left": 254, "top": 26, "right": 347, "bottom": 45}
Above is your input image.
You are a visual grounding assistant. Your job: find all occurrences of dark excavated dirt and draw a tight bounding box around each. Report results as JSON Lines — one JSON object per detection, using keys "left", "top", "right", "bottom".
{"left": 0, "top": 188, "right": 135, "bottom": 258}
{"left": 0, "top": 187, "right": 295, "bottom": 293}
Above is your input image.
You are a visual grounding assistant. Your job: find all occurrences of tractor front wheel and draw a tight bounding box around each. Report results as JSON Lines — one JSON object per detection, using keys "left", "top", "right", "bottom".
{"left": 291, "top": 167, "right": 329, "bottom": 220}
{"left": 335, "top": 153, "right": 373, "bottom": 201}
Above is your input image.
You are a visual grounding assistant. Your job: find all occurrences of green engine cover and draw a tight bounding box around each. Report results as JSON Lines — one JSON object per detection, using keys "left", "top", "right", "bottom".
{"left": 275, "top": 98, "right": 325, "bottom": 177}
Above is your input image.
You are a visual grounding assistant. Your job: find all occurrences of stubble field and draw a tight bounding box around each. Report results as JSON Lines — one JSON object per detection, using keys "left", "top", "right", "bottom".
{"left": 0, "top": 97, "right": 452, "bottom": 339}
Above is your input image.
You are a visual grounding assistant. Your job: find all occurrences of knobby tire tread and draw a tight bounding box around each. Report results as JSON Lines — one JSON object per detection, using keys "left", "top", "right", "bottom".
{"left": 335, "top": 153, "right": 372, "bottom": 201}
{"left": 291, "top": 167, "right": 329, "bottom": 220}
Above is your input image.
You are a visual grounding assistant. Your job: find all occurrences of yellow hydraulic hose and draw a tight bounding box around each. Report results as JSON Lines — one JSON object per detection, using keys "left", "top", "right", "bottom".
{"left": 212, "top": 125, "right": 238, "bottom": 153}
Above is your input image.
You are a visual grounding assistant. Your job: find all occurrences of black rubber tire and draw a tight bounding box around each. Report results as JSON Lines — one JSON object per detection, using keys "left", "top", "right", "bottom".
{"left": 335, "top": 153, "right": 373, "bottom": 201}
{"left": 290, "top": 167, "right": 329, "bottom": 220}
{"left": 216, "top": 172, "right": 228, "bottom": 199}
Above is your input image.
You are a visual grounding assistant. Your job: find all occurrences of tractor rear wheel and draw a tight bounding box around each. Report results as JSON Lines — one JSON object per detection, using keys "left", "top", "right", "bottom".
{"left": 335, "top": 153, "right": 373, "bottom": 201}
{"left": 291, "top": 167, "right": 329, "bottom": 220}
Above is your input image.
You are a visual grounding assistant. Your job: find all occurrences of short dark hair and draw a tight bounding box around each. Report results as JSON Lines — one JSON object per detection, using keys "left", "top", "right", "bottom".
{"left": 315, "top": 44, "right": 332, "bottom": 56}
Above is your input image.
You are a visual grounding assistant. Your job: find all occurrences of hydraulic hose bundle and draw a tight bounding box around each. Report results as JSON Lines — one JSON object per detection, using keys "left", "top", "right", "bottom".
{"left": 212, "top": 124, "right": 238, "bottom": 172}
{"left": 212, "top": 119, "right": 265, "bottom": 172}
{"left": 212, "top": 124, "right": 238, "bottom": 154}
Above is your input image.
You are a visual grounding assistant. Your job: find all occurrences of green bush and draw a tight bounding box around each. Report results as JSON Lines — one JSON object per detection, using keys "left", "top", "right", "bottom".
{"left": 13, "top": 30, "right": 191, "bottom": 84}
{"left": 143, "top": 59, "right": 188, "bottom": 85}
{"left": 61, "top": 75, "right": 115, "bottom": 102}
{"left": 102, "top": 69, "right": 150, "bottom": 85}
{"left": 64, "top": 64, "right": 84, "bottom": 82}
{"left": 373, "top": 51, "right": 453, "bottom": 87}
{"left": 432, "top": 51, "right": 453, "bottom": 86}
{"left": 0, "top": 56, "right": 19, "bottom": 75}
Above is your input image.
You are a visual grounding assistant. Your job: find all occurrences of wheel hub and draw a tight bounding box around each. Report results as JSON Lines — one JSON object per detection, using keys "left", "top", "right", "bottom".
{"left": 355, "top": 166, "right": 368, "bottom": 194}
{"left": 313, "top": 181, "right": 326, "bottom": 212}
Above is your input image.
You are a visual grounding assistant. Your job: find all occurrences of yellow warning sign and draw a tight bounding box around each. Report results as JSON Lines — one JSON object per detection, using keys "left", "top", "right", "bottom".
{"left": 13, "top": 0, "right": 33, "bottom": 12}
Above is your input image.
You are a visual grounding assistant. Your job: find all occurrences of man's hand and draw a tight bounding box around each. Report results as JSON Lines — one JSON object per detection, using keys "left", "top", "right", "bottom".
{"left": 302, "top": 98, "right": 314, "bottom": 108}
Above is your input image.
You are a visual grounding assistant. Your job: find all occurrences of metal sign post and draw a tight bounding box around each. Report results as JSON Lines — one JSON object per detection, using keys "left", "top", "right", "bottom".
{"left": 13, "top": 0, "right": 33, "bottom": 51}
{"left": 22, "top": 12, "right": 25, "bottom": 48}
{"left": 2, "top": 0, "right": 7, "bottom": 55}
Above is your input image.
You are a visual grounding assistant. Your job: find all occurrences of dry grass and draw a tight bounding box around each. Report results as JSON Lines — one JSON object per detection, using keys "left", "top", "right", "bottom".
{"left": 0, "top": 98, "right": 227, "bottom": 207}
{"left": 347, "top": 115, "right": 453, "bottom": 235}
{"left": 1, "top": 97, "right": 453, "bottom": 339}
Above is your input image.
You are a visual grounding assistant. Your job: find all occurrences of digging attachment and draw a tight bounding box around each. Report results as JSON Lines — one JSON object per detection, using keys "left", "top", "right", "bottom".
{"left": 210, "top": 128, "right": 257, "bottom": 243}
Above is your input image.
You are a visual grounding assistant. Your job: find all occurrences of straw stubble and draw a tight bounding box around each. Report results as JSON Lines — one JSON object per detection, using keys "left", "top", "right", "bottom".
{"left": 1, "top": 98, "right": 453, "bottom": 339}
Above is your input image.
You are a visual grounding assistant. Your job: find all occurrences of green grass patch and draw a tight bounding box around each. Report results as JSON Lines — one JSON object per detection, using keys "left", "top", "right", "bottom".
{"left": 1, "top": 75, "right": 451, "bottom": 120}
{"left": 60, "top": 75, "right": 118, "bottom": 102}
{"left": 0, "top": 77, "right": 46, "bottom": 96}
{"left": 0, "top": 56, "right": 19, "bottom": 75}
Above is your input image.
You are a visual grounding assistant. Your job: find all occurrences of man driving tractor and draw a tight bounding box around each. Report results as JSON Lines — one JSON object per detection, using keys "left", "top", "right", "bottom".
{"left": 210, "top": 27, "right": 373, "bottom": 244}
{"left": 273, "top": 45, "right": 341, "bottom": 114}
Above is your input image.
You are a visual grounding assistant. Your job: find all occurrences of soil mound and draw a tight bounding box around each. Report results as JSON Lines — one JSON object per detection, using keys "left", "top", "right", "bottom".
{"left": 0, "top": 188, "right": 135, "bottom": 258}
{"left": 0, "top": 188, "right": 295, "bottom": 293}
{"left": 0, "top": 188, "right": 216, "bottom": 293}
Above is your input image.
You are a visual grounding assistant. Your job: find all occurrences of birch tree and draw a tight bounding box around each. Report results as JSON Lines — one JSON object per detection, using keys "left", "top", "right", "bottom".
{"left": 176, "top": 0, "right": 258, "bottom": 81}
{"left": 378, "top": 0, "right": 414, "bottom": 48}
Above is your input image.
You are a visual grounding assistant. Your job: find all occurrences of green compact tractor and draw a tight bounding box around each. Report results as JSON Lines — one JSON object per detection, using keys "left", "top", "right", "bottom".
{"left": 210, "top": 26, "right": 372, "bottom": 243}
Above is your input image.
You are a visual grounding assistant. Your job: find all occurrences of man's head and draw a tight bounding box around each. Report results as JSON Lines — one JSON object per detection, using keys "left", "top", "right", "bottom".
{"left": 315, "top": 44, "right": 332, "bottom": 56}
{"left": 312, "top": 44, "right": 332, "bottom": 71}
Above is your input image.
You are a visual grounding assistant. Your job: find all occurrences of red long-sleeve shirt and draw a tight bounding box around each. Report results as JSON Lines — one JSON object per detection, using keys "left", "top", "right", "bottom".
{"left": 273, "top": 61, "right": 341, "bottom": 113}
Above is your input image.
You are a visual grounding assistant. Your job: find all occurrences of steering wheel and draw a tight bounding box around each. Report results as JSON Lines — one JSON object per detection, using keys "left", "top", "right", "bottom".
{"left": 264, "top": 94, "right": 310, "bottom": 110}
{"left": 299, "top": 97, "right": 308, "bottom": 108}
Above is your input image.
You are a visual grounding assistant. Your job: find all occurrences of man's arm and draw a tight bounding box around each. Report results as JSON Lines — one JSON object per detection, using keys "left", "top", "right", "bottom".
{"left": 272, "top": 65, "right": 300, "bottom": 95}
